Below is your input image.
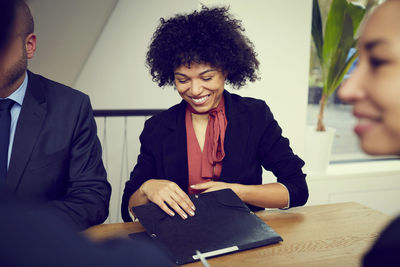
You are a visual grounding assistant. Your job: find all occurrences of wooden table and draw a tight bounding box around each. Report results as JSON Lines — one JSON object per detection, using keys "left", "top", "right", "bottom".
{"left": 84, "top": 202, "right": 391, "bottom": 267}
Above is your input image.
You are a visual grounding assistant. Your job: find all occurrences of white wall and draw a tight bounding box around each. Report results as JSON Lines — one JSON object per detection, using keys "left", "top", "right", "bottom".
{"left": 307, "top": 161, "right": 400, "bottom": 216}
{"left": 28, "top": 0, "right": 118, "bottom": 86}
{"left": 75, "top": 0, "right": 313, "bottom": 222}
{"left": 75, "top": 0, "right": 197, "bottom": 109}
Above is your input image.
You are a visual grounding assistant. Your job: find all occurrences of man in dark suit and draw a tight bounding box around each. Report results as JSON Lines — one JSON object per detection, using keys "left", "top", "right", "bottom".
{"left": 0, "top": 2, "right": 172, "bottom": 266}
{"left": 0, "top": 0, "right": 111, "bottom": 231}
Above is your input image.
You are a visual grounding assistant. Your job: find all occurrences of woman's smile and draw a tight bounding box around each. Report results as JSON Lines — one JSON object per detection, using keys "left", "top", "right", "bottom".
{"left": 353, "top": 110, "right": 382, "bottom": 137}
{"left": 174, "top": 63, "right": 225, "bottom": 113}
{"left": 190, "top": 94, "right": 210, "bottom": 105}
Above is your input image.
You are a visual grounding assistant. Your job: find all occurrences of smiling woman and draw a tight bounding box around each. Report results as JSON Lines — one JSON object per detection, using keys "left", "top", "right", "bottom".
{"left": 338, "top": 0, "right": 400, "bottom": 265}
{"left": 121, "top": 6, "right": 309, "bottom": 222}
{"left": 338, "top": 0, "right": 400, "bottom": 156}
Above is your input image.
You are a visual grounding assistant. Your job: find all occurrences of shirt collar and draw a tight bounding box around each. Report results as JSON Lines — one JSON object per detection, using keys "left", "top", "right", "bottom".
{"left": 4, "top": 71, "right": 28, "bottom": 106}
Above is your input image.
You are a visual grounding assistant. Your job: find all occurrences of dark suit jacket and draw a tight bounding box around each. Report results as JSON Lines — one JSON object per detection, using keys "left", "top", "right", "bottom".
{"left": 5, "top": 71, "right": 111, "bottom": 230}
{"left": 363, "top": 216, "right": 400, "bottom": 266}
{"left": 0, "top": 192, "right": 172, "bottom": 267}
{"left": 121, "top": 90, "right": 308, "bottom": 221}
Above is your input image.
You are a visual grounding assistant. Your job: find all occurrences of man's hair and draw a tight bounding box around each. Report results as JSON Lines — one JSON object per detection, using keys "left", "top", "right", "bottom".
{"left": 16, "top": 0, "right": 34, "bottom": 36}
{"left": 146, "top": 6, "right": 259, "bottom": 89}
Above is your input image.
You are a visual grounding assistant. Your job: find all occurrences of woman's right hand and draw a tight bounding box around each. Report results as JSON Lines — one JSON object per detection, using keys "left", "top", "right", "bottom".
{"left": 140, "top": 179, "right": 196, "bottom": 219}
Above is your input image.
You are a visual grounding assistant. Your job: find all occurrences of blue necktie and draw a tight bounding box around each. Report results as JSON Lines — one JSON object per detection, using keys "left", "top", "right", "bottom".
{"left": 0, "top": 99, "right": 15, "bottom": 181}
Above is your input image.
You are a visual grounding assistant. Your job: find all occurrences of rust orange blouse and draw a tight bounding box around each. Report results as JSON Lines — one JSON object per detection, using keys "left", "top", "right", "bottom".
{"left": 185, "top": 97, "right": 228, "bottom": 195}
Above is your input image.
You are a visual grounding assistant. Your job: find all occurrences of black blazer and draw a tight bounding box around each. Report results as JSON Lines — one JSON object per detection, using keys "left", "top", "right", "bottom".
{"left": 363, "top": 216, "right": 400, "bottom": 266}
{"left": 0, "top": 191, "right": 172, "bottom": 267}
{"left": 121, "top": 90, "right": 308, "bottom": 221}
{"left": 5, "top": 71, "right": 111, "bottom": 230}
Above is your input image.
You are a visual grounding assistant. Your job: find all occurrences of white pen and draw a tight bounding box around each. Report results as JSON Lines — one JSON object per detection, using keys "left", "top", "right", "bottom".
{"left": 196, "top": 250, "right": 211, "bottom": 267}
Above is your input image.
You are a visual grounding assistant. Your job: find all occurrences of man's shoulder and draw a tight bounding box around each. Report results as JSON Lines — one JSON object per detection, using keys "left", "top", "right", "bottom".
{"left": 28, "top": 71, "right": 87, "bottom": 100}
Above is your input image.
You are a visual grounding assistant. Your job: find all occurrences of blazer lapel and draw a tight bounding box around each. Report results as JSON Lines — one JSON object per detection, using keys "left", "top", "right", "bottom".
{"left": 7, "top": 71, "right": 47, "bottom": 191}
{"left": 220, "top": 90, "right": 249, "bottom": 183}
{"left": 162, "top": 101, "right": 189, "bottom": 192}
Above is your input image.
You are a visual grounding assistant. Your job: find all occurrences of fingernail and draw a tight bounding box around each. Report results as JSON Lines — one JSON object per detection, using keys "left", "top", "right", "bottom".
{"left": 190, "top": 185, "right": 196, "bottom": 188}
{"left": 182, "top": 213, "right": 188, "bottom": 219}
{"left": 189, "top": 211, "right": 195, "bottom": 216}
{"left": 192, "top": 206, "right": 196, "bottom": 211}
{"left": 170, "top": 212, "right": 175, "bottom": 216}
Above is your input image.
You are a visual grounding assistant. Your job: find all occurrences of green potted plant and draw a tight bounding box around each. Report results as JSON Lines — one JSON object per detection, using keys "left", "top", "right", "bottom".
{"left": 312, "top": 0, "right": 365, "bottom": 131}
{"left": 306, "top": 0, "right": 366, "bottom": 173}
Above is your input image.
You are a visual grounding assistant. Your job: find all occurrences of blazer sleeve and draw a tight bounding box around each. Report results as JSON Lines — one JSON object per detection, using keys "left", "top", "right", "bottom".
{"left": 0, "top": 193, "right": 172, "bottom": 267}
{"left": 46, "top": 95, "right": 111, "bottom": 230}
{"left": 257, "top": 101, "right": 308, "bottom": 208}
{"left": 121, "top": 119, "right": 157, "bottom": 222}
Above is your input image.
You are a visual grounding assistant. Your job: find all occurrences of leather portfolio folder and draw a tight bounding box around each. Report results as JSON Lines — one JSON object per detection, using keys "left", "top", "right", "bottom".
{"left": 130, "top": 188, "right": 283, "bottom": 265}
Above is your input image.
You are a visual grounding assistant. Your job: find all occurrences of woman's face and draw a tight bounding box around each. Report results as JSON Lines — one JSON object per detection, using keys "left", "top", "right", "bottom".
{"left": 174, "top": 63, "right": 225, "bottom": 113}
{"left": 338, "top": 0, "right": 400, "bottom": 156}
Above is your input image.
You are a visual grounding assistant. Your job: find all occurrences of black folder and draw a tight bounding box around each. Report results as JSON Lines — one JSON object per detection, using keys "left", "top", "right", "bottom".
{"left": 130, "top": 188, "right": 283, "bottom": 265}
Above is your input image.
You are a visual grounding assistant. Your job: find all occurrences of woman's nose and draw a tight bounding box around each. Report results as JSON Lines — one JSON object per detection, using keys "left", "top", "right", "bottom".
{"left": 338, "top": 65, "right": 365, "bottom": 104}
{"left": 190, "top": 79, "right": 203, "bottom": 96}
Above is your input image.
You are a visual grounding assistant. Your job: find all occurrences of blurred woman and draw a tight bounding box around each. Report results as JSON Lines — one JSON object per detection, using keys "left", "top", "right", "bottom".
{"left": 339, "top": 0, "right": 400, "bottom": 265}
{"left": 121, "top": 6, "right": 308, "bottom": 221}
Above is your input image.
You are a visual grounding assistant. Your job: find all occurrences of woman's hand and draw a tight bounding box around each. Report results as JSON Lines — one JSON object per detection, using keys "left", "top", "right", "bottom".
{"left": 191, "top": 181, "right": 243, "bottom": 197}
{"left": 140, "top": 179, "right": 196, "bottom": 219}
{"left": 192, "top": 182, "right": 290, "bottom": 209}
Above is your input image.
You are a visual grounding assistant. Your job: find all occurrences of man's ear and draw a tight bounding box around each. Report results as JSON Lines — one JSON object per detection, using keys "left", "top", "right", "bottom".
{"left": 25, "top": 33, "right": 36, "bottom": 59}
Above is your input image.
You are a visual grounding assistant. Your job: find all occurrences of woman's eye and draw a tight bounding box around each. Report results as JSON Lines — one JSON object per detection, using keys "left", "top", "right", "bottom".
{"left": 177, "top": 79, "right": 188, "bottom": 84}
{"left": 369, "top": 57, "right": 388, "bottom": 69}
{"left": 202, "top": 77, "right": 212, "bottom": 81}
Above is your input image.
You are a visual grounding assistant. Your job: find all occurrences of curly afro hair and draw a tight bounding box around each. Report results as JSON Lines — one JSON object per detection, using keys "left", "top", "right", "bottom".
{"left": 146, "top": 6, "right": 259, "bottom": 89}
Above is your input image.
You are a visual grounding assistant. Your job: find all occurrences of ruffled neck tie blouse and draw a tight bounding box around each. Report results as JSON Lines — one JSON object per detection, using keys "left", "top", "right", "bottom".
{"left": 185, "top": 96, "right": 228, "bottom": 194}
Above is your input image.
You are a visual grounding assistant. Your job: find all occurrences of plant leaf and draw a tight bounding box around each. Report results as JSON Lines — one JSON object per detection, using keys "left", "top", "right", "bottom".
{"left": 312, "top": 0, "right": 323, "bottom": 63}
{"left": 331, "top": 52, "right": 358, "bottom": 95}
{"left": 347, "top": 2, "right": 366, "bottom": 35}
{"left": 322, "top": 0, "right": 347, "bottom": 80}
{"left": 324, "top": 11, "right": 355, "bottom": 96}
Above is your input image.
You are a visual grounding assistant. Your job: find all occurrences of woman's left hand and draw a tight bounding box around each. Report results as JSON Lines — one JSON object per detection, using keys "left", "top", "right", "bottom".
{"left": 191, "top": 182, "right": 290, "bottom": 209}
{"left": 190, "top": 181, "right": 242, "bottom": 196}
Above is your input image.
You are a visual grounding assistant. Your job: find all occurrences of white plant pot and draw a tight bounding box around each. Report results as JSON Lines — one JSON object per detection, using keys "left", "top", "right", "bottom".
{"left": 304, "top": 125, "right": 336, "bottom": 175}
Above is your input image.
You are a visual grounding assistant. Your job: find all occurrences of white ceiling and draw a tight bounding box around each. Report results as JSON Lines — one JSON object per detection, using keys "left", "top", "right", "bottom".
{"left": 27, "top": 0, "right": 118, "bottom": 86}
